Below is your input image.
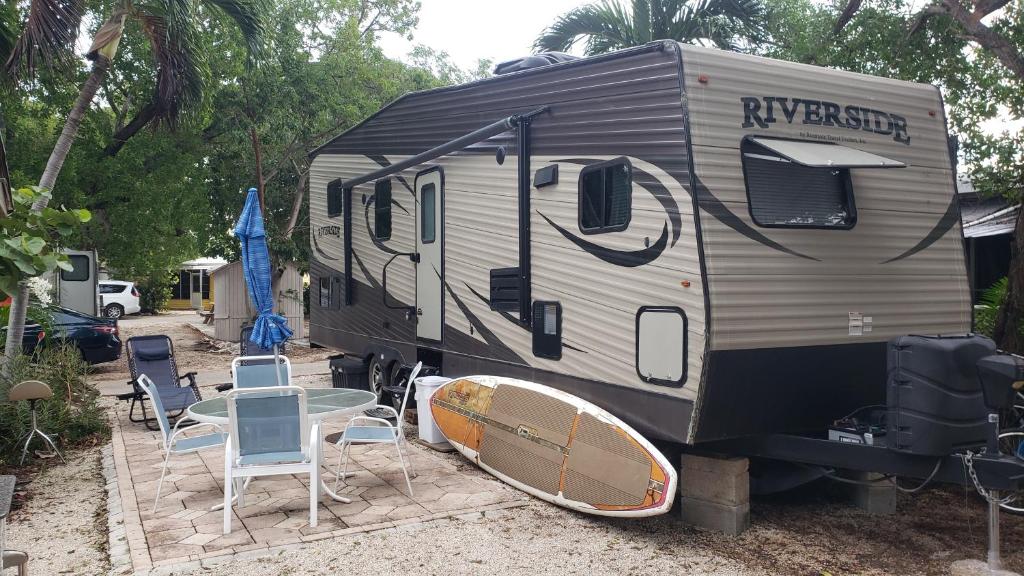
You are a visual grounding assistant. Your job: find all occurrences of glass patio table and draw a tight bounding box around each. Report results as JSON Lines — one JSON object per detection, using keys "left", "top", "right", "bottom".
{"left": 188, "top": 387, "right": 378, "bottom": 503}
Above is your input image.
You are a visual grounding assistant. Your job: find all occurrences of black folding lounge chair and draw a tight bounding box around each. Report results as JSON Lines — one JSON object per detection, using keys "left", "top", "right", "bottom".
{"left": 214, "top": 326, "right": 287, "bottom": 392}
{"left": 120, "top": 335, "right": 202, "bottom": 431}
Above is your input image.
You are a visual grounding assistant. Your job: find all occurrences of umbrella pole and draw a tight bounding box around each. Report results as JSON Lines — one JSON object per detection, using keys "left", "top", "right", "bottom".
{"left": 273, "top": 343, "right": 284, "bottom": 387}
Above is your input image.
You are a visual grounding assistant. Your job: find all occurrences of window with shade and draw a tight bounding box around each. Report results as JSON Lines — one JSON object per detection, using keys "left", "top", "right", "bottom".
{"left": 578, "top": 159, "right": 632, "bottom": 234}
{"left": 741, "top": 138, "right": 857, "bottom": 229}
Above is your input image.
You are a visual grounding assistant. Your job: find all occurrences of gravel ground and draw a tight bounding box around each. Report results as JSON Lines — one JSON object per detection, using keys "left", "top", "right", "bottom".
{"left": 90, "top": 312, "right": 334, "bottom": 381}
{"left": 4, "top": 447, "right": 109, "bottom": 576}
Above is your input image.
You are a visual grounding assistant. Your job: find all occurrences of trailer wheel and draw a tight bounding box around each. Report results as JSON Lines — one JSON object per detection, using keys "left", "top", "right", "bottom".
{"left": 367, "top": 355, "right": 389, "bottom": 403}
{"left": 998, "top": 430, "right": 1024, "bottom": 514}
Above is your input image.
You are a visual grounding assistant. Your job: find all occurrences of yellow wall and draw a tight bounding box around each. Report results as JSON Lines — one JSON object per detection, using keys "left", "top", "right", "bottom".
{"left": 167, "top": 298, "right": 213, "bottom": 311}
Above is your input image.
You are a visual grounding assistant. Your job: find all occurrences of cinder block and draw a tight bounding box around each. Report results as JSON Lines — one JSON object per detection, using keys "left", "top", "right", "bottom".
{"left": 681, "top": 497, "right": 750, "bottom": 536}
{"left": 839, "top": 471, "right": 896, "bottom": 515}
{"left": 680, "top": 454, "right": 750, "bottom": 507}
{"left": 681, "top": 453, "right": 748, "bottom": 477}
{"left": 680, "top": 466, "right": 750, "bottom": 506}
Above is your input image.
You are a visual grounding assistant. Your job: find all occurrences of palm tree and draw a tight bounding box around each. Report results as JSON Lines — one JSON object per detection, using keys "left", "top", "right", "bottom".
{"left": 1, "top": 0, "right": 269, "bottom": 363}
{"left": 534, "top": 0, "right": 766, "bottom": 55}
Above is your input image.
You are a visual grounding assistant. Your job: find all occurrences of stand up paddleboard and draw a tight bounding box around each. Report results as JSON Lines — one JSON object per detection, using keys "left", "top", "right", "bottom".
{"left": 429, "top": 375, "right": 676, "bottom": 517}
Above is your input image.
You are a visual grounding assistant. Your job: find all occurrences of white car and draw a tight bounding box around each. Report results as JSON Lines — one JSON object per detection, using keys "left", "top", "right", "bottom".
{"left": 98, "top": 280, "right": 141, "bottom": 319}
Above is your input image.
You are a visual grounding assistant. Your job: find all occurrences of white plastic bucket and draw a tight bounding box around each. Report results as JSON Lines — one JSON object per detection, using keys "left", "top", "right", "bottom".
{"left": 414, "top": 376, "right": 452, "bottom": 446}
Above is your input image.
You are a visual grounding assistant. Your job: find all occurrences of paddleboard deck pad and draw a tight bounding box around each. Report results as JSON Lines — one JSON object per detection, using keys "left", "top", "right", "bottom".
{"left": 430, "top": 375, "right": 676, "bottom": 517}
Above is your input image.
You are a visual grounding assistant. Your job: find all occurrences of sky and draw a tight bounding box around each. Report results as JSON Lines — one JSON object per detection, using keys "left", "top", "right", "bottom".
{"left": 377, "top": 0, "right": 592, "bottom": 70}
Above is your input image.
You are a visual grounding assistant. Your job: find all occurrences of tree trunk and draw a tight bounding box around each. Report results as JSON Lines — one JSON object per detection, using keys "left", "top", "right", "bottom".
{"left": 994, "top": 207, "right": 1024, "bottom": 353}
{"left": 104, "top": 99, "right": 158, "bottom": 157}
{"left": 250, "top": 126, "right": 265, "bottom": 213}
{"left": 283, "top": 169, "right": 308, "bottom": 238}
{"left": 33, "top": 55, "right": 112, "bottom": 209}
{"left": 2, "top": 281, "right": 29, "bottom": 370}
{"left": 4, "top": 55, "right": 113, "bottom": 364}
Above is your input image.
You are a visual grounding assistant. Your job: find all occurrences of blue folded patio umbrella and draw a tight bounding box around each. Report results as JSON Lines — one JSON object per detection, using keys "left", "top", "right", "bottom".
{"left": 235, "top": 187, "right": 292, "bottom": 385}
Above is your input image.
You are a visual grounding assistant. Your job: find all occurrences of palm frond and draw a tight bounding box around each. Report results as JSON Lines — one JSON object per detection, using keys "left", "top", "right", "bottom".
{"left": 5, "top": 0, "right": 84, "bottom": 79}
{"left": 202, "top": 0, "right": 270, "bottom": 66}
{"left": 134, "top": 2, "right": 209, "bottom": 125}
{"left": 534, "top": 0, "right": 641, "bottom": 55}
{"left": 536, "top": 0, "right": 766, "bottom": 55}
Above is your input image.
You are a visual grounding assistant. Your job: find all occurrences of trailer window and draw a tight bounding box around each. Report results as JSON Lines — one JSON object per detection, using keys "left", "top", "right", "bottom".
{"left": 579, "top": 159, "right": 631, "bottom": 234}
{"left": 421, "top": 183, "right": 436, "bottom": 244}
{"left": 319, "top": 277, "right": 331, "bottom": 308}
{"left": 374, "top": 179, "right": 392, "bottom": 240}
{"left": 741, "top": 139, "right": 856, "bottom": 229}
{"left": 327, "top": 179, "right": 343, "bottom": 218}
{"left": 61, "top": 255, "right": 90, "bottom": 282}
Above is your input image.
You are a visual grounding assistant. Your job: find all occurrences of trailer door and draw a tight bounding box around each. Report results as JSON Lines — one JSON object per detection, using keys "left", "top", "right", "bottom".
{"left": 415, "top": 168, "right": 443, "bottom": 342}
{"left": 58, "top": 249, "right": 98, "bottom": 316}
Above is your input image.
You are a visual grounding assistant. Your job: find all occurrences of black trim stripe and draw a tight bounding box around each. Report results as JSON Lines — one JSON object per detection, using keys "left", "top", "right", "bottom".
{"left": 879, "top": 188, "right": 960, "bottom": 264}
{"left": 692, "top": 174, "right": 820, "bottom": 262}
{"left": 539, "top": 212, "right": 669, "bottom": 267}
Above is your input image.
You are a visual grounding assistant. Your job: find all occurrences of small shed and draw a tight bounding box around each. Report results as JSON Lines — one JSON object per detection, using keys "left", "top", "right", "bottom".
{"left": 211, "top": 261, "right": 305, "bottom": 341}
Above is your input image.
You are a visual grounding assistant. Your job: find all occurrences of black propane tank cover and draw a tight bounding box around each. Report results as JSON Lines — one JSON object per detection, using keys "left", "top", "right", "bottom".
{"left": 886, "top": 334, "right": 994, "bottom": 456}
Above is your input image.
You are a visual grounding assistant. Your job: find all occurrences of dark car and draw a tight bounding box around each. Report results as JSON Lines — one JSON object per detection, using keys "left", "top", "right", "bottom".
{"left": 8, "top": 305, "right": 122, "bottom": 364}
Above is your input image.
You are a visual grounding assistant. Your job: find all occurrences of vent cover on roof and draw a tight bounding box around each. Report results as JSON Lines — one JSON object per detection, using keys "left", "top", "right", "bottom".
{"left": 494, "top": 52, "right": 580, "bottom": 75}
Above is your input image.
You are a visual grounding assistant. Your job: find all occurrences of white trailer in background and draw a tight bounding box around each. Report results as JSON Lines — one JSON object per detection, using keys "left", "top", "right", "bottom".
{"left": 52, "top": 249, "right": 99, "bottom": 316}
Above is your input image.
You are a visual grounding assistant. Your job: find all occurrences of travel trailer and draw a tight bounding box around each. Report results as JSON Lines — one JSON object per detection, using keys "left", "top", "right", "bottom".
{"left": 51, "top": 249, "right": 100, "bottom": 316}
{"left": 306, "top": 41, "right": 969, "bottom": 447}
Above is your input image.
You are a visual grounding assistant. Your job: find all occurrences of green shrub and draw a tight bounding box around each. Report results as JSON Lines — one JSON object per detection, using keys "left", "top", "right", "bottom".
{"left": 137, "top": 272, "right": 175, "bottom": 313}
{"left": 976, "top": 277, "right": 1008, "bottom": 338}
{"left": 0, "top": 344, "right": 109, "bottom": 467}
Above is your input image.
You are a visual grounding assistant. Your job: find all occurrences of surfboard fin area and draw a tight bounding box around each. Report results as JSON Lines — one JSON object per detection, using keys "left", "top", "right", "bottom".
{"left": 430, "top": 375, "right": 677, "bottom": 517}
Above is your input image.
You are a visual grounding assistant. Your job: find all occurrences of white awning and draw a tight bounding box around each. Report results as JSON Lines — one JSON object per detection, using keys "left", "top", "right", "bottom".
{"left": 964, "top": 204, "right": 1019, "bottom": 238}
{"left": 749, "top": 137, "right": 906, "bottom": 169}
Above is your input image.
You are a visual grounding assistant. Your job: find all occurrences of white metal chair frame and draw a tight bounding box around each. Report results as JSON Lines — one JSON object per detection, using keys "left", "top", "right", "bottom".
{"left": 230, "top": 355, "right": 292, "bottom": 389}
{"left": 137, "top": 375, "right": 226, "bottom": 513}
{"left": 333, "top": 362, "right": 422, "bottom": 497}
{"left": 223, "top": 385, "right": 320, "bottom": 534}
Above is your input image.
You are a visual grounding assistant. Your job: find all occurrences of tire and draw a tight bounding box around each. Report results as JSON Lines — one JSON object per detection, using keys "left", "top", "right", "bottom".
{"left": 104, "top": 304, "right": 124, "bottom": 319}
{"left": 367, "top": 355, "right": 389, "bottom": 403}
{"left": 997, "top": 430, "right": 1024, "bottom": 514}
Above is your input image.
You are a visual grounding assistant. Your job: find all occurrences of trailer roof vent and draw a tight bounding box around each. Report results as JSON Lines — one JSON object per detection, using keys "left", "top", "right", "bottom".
{"left": 494, "top": 52, "right": 580, "bottom": 75}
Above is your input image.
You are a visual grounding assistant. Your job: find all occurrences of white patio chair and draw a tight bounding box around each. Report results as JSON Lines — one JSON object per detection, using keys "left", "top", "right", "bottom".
{"left": 137, "top": 375, "right": 226, "bottom": 513}
{"left": 333, "top": 362, "right": 422, "bottom": 497}
{"left": 223, "top": 385, "right": 319, "bottom": 534}
{"left": 232, "top": 355, "right": 292, "bottom": 389}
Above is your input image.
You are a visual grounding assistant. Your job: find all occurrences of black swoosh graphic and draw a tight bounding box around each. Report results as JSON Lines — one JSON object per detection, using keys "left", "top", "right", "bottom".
{"left": 556, "top": 158, "right": 682, "bottom": 247}
{"left": 351, "top": 250, "right": 380, "bottom": 289}
{"left": 881, "top": 197, "right": 960, "bottom": 264}
{"left": 540, "top": 212, "right": 669, "bottom": 267}
{"left": 692, "top": 175, "right": 820, "bottom": 262}
{"left": 466, "top": 282, "right": 526, "bottom": 330}
{"left": 367, "top": 154, "right": 415, "bottom": 196}
{"left": 312, "top": 230, "right": 340, "bottom": 261}
{"left": 364, "top": 195, "right": 403, "bottom": 255}
{"left": 444, "top": 279, "right": 523, "bottom": 363}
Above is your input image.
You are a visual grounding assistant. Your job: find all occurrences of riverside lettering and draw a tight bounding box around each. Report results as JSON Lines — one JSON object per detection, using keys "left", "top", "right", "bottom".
{"left": 741, "top": 96, "right": 911, "bottom": 145}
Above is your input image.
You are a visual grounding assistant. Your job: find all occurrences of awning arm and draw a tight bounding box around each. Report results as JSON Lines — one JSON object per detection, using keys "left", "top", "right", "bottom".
{"left": 339, "top": 106, "right": 550, "bottom": 190}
